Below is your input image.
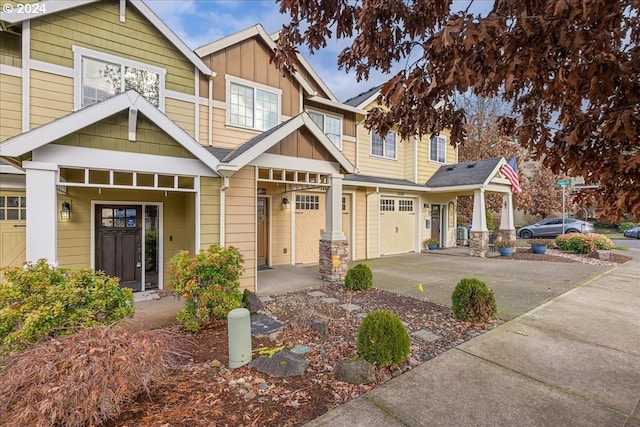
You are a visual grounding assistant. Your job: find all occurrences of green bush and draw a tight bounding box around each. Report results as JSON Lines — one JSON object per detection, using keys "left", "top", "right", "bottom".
{"left": 451, "top": 278, "right": 496, "bottom": 322}
{"left": 486, "top": 210, "right": 495, "bottom": 230}
{"left": 344, "top": 263, "right": 373, "bottom": 291}
{"left": 356, "top": 310, "right": 410, "bottom": 367}
{"left": 555, "top": 233, "right": 614, "bottom": 254}
{"left": 618, "top": 222, "right": 637, "bottom": 233}
{"left": 0, "top": 260, "right": 134, "bottom": 355}
{"left": 169, "top": 245, "right": 244, "bottom": 331}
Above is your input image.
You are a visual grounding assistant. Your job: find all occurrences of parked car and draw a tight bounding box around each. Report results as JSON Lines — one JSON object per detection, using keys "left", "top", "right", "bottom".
{"left": 516, "top": 218, "right": 595, "bottom": 239}
{"left": 623, "top": 226, "right": 640, "bottom": 239}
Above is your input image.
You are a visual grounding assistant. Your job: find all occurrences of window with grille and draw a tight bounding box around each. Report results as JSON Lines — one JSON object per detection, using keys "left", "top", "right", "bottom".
{"left": 380, "top": 199, "right": 395, "bottom": 211}
{"left": 371, "top": 130, "right": 397, "bottom": 159}
{"left": 398, "top": 199, "right": 413, "bottom": 212}
{"left": 308, "top": 110, "right": 342, "bottom": 149}
{"left": 0, "top": 196, "right": 26, "bottom": 221}
{"left": 296, "top": 194, "right": 320, "bottom": 210}
{"left": 430, "top": 135, "right": 446, "bottom": 163}
{"left": 229, "top": 80, "right": 279, "bottom": 131}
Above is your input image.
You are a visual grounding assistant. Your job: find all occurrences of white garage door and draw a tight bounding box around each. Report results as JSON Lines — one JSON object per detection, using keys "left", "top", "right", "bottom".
{"left": 380, "top": 197, "right": 416, "bottom": 255}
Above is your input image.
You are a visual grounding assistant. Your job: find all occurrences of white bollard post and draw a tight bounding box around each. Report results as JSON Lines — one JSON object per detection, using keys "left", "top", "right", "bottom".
{"left": 227, "top": 307, "right": 251, "bottom": 369}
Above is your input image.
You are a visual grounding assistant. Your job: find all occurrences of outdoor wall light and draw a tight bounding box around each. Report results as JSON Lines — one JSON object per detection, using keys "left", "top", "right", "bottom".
{"left": 60, "top": 201, "right": 71, "bottom": 221}
{"left": 282, "top": 197, "right": 291, "bottom": 210}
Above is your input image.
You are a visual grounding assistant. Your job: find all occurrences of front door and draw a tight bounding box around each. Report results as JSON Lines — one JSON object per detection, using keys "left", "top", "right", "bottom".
{"left": 95, "top": 205, "right": 142, "bottom": 291}
{"left": 257, "top": 197, "right": 268, "bottom": 266}
{"left": 431, "top": 205, "right": 441, "bottom": 245}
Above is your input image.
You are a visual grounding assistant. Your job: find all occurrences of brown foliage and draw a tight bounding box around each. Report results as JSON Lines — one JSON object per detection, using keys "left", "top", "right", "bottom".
{"left": 0, "top": 326, "right": 189, "bottom": 427}
{"left": 274, "top": 0, "right": 640, "bottom": 220}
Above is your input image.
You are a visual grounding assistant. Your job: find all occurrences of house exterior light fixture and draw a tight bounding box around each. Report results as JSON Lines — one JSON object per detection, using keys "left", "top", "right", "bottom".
{"left": 60, "top": 201, "right": 71, "bottom": 220}
{"left": 282, "top": 197, "right": 291, "bottom": 210}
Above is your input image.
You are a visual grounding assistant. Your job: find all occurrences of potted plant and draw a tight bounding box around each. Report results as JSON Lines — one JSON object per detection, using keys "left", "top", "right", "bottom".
{"left": 424, "top": 238, "right": 439, "bottom": 250}
{"left": 528, "top": 238, "right": 550, "bottom": 255}
{"left": 494, "top": 239, "right": 517, "bottom": 257}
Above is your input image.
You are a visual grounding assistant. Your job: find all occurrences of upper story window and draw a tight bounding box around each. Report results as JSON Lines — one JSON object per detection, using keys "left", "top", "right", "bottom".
{"left": 371, "top": 130, "right": 397, "bottom": 160}
{"left": 308, "top": 110, "right": 342, "bottom": 149}
{"left": 430, "top": 135, "right": 446, "bottom": 163}
{"left": 73, "top": 46, "right": 166, "bottom": 110}
{"left": 227, "top": 76, "right": 281, "bottom": 131}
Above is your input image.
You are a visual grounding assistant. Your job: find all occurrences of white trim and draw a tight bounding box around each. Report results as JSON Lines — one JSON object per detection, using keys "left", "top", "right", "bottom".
{"left": 413, "top": 136, "right": 418, "bottom": 183}
{"left": 345, "top": 179, "right": 425, "bottom": 192}
{"left": 343, "top": 135, "right": 356, "bottom": 143}
{"left": 208, "top": 79, "right": 213, "bottom": 146}
{"left": 194, "top": 67, "right": 199, "bottom": 140}
{"left": 306, "top": 107, "right": 343, "bottom": 150}
{"left": 220, "top": 176, "right": 229, "bottom": 246}
{"left": 167, "top": 89, "right": 197, "bottom": 103}
{"left": 31, "top": 60, "right": 74, "bottom": 78}
{"left": 290, "top": 190, "right": 296, "bottom": 265}
{"left": 211, "top": 99, "right": 226, "bottom": 110}
{"left": 370, "top": 129, "right": 398, "bottom": 161}
{"left": 21, "top": 20, "right": 30, "bottom": 133}
{"left": 225, "top": 74, "right": 282, "bottom": 132}
{"left": 429, "top": 135, "right": 447, "bottom": 164}
{"left": 119, "top": 0, "right": 126, "bottom": 23}
{"left": 0, "top": 64, "right": 21, "bottom": 77}
{"left": 306, "top": 95, "right": 365, "bottom": 115}
{"left": 0, "top": 164, "right": 24, "bottom": 174}
{"left": 250, "top": 154, "right": 341, "bottom": 175}
{"left": 72, "top": 45, "right": 167, "bottom": 111}
{"left": 194, "top": 177, "right": 201, "bottom": 251}
{"left": 343, "top": 189, "right": 356, "bottom": 261}
{"left": 353, "top": 89, "right": 381, "bottom": 109}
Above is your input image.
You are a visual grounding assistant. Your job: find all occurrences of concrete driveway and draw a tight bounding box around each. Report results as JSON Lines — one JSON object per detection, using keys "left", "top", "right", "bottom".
{"left": 350, "top": 249, "right": 612, "bottom": 320}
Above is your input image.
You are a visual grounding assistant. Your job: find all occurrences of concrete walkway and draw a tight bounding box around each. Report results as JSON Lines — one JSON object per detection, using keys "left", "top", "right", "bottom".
{"left": 305, "top": 249, "right": 640, "bottom": 427}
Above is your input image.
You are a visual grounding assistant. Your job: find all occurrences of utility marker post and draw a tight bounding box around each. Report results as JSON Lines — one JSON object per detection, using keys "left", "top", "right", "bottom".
{"left": 555, "top": 180, "right": 571, "bottom": 234}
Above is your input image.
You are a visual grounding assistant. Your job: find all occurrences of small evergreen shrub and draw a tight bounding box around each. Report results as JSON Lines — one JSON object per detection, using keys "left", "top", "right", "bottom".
{"left": 0, "top": 260, "right": 134, "bottom": 355}
{"left": 169, "top": 245, "right": 244, "bottom": 331}
{"left": 451, "top": 278, "right": 496, "bottom": 322}
{"left": 486, "top": 209, "right": 495, "bottom": 230}
{"left": 555, "top": 233, "right": 614, "bottom": 254}
{"left": 344, "top": 263, "right": 373, "bottom": 291}
{"left": 356, "top": 310, "right": 410, "bottom": 367}
{"left": 618, "top": 222, "right": 636, "bottom": 233}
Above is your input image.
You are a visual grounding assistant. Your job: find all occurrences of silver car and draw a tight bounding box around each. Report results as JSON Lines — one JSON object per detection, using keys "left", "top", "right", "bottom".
{"left": 623, "top": 226, "right": 640, "bottom": 239}
{"left": 517, "top": 218, "right": 595, "bottom": 239}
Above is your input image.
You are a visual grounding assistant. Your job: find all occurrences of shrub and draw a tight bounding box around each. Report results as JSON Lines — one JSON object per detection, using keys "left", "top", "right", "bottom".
{"left": 344, "top": 263, "right": 373, "bottom": 291}
{"left": 0, "top": 326, "right": 187, "bottom": 427}
{"left": 618, "top": 222, "right": 637, "bottom": 233}
{"left": 0, "top": 260, "right": 134, "bottom": 355}
{"left": 170, "top": 245, "right": 244, "bottom": 331}
{"left": 356, "top": 310, "right": 410, "bottom": 367}
{"left": 486, "top": 210, "right": 495, "bottom": 230}
{"left": 493, "top": 239, "right": 517, "bottom": 248}
{"left": 527, "top": 238, "right": 552, "bottom": 246}
{"left": 451, "top": 278, "right": 496, "bottom": 322}
{"left": 555, "top": 233, "right": 614, "bottom": 254}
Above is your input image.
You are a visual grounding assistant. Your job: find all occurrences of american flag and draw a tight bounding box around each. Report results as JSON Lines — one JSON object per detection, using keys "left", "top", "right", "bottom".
{"left": 501, "top": 155, "right": 521, "bottom": 193}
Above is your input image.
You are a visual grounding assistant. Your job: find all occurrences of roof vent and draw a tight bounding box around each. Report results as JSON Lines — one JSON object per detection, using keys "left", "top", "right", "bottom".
{"left": 466, "top": 163, "right": 476, "bottom": 168}
{"left": 446, "top": 166, "right": 455, "bottom": 171}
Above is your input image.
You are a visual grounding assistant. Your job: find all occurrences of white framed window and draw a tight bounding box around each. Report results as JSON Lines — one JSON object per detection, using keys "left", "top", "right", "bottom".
{"left": 308, "top": 110, "right": 342, "bottom": 149}
{"left": 371, "top": 130, "right": 397, "bottom": 160}
{"left": 73, "top": 46, "right": 166, "bottom": 110}
{"left": 380, "top": 199, "right": 395, "bottom": 211}
{"left": 398, "top": 199, "right": 414, "bottom": 212}
{"left": 430, "top": 135, "right": 446, "bottom": 163}
{"left": 296, "top": 194, "right": 320, "bottom": 210}
{"left": 226, "top": 75, "right": 281, "bottom": 131}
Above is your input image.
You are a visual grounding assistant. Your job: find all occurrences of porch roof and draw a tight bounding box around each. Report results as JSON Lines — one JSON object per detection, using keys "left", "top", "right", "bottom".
{"left": 344, "top": 174, "right": 426, "bottom": 191}
{"left": 426, "top": 157, "right": 510, "bottom": 191}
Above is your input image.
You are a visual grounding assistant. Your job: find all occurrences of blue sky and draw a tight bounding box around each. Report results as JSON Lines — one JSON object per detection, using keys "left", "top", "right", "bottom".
{"left": 146, "top": 0, "right": 491, "bottom": 103}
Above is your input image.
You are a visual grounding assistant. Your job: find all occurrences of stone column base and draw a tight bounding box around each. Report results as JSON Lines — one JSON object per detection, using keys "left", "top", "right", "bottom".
{"left": 469, "top": 231, "right": 490, "bottom": 257}
{"left": 319, "top": 239, "right": 349, "bottom": 284}
{"left": 498, "top": 229, "right": 517, "bottom": 242}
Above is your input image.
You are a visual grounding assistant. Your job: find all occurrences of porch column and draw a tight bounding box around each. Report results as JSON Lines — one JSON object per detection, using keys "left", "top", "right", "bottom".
{"left": 23, "top": 161, "right": 58, "bottom": 264}
{"left": 498, "top": 192, "right": 517, "bottom": 242}
{"left": 469, "top": 189, "right": 489, "bottom": 257}
{"left": 319, "top": 174, "right": 348, "bottom": 284}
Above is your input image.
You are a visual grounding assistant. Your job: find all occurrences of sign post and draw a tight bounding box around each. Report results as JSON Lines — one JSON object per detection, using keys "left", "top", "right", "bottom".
{"left": 555, "top": 180, "right": 571, "bottom": 234}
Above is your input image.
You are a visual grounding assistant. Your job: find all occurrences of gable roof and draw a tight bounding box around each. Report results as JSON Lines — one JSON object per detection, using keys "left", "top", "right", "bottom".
{"left": 216, "top": 112, "right": 355, "bottom": 175}
{"left": 0, "top": 90, "right": 219, "bottom": 172}
{"left": 195, "top": 24, "right": 327, "bottom": 101}
{"left": 1, "top": 0, "right": 213, "bottom": 77}
{"left": 426, "top": 157, "right": 506, "bottom": 189}
{"left": 343, "top": 85, "right": 382, "bottom": 108}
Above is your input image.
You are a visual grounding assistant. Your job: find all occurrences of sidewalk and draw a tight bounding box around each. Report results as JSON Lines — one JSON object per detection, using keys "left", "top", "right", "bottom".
{"left": 305, "top": 249, "right": 640, "bottom": 427}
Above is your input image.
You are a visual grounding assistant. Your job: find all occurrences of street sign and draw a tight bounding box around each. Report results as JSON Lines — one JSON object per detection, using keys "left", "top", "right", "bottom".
{"left": 555, "top": 180, "right": 571, "bottom": 187}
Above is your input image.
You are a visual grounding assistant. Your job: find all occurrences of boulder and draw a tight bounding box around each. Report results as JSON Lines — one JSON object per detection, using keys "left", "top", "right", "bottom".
{"left": 312, "top": 317, "right": 329, "bottom": 334}
{"left": 249, "top": 351, "right": 309, "bottom": 377}
{"left": 244, "top": 290, "right": 264, "bottom": 314}
{"left": 588, "top": 250, "right": 610, "bottom": 260}
{"left": 334, "top": 359, "right": 376, "bottom": 385}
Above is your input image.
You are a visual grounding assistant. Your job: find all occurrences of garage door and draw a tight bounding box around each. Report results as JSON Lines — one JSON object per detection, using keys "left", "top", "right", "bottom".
{"left": 380, "top": 197, "right": 416, "bottom": 255}
{"left": 295, "top": 193, "right": 325, "bottom": 264}
{"left": 0, "top": 193, "right": 26, "bottom": 271}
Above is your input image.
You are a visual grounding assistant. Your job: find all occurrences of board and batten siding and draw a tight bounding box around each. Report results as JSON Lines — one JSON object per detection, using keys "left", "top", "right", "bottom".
{"left": 199, "top": 176, "right": 221, "bottom": 249}
{"left": 30, "top": 70, "right": 73, "bottom": 129}
{"left": 29, "top": 1, "right": 195, "bottom": 95}
{"left": 224, "top": 166, "right": 256, "bottom": 292}
{"left": 0, "top": 73, "right": 22, "bottom": 140}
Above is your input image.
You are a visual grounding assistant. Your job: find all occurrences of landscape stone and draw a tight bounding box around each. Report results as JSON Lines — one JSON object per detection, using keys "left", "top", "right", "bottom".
{"left": 334, "top": 359, "right": 376, "bottom": 385}
{"left": 412, "top": 329, "right": 441, "bottom": 342}
{"left": 245, "top": 291, "right": 264, "bottom": 313}
{"left": 588, "top": 250, "right": 610, "bottom": 260}
{"left": 307, "top": 291, "right": 328, "bottom": 298}
{"left": 321, "top": 297, "right": 340, "bottom": 304}
{"left": 259, "top": 296, "right": 274, "bottom": 303}
{"left": 243, "top": 391, "right": 256, "bottom": 400}
{"left": 291, "top": 345, "right": 311, "bottom": 355}
{"left": 249, "top": 351, "right": 309, "bottom": 377}
{"left": 312, "top": 317, "right": 329, "bottom": 334}
{"left": 338, "top": 303, "right": 361, "bottom": 312}
{"left": 250, "top": 313, "right": 283, "bottom": 337}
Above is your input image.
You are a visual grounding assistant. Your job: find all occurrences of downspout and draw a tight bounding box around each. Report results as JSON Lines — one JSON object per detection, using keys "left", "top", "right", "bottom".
{"left": 220, "top": 176, "right": 229, "bottom": 246}
{"left": 376, "top": 186, "right": 380, "bottom": 258}
{"left": 208, "top": 76, "right": 213, "bottom": 146}
{"left": 413, "top": 135, "right": 418, "bottom": 183}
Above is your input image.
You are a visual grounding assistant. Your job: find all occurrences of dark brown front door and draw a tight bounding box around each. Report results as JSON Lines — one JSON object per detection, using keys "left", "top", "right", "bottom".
{"left": 431, "top": 205, "right": 441, "bottom": 245}
{"left": 96, "top": 205, "right": 142, "bottom": 291}
{"left": 257, "top": 197, "right": 268, "bottom": 266}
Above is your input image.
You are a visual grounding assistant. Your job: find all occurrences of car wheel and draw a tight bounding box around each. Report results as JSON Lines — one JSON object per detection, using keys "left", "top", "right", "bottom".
{"left": 520, "top": 230, "right": 533, "bottom": 239}
{"left": 565, "top": 229, "right": 579, "bottom": 234}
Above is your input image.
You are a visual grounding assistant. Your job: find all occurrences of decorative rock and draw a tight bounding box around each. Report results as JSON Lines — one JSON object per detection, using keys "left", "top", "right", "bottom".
{"left": 334, "top": 359, "right": 376, "bottom": 385}
{"left": 243, "top": 391, "right": 257, "bottom": 400}
{"left": 291, "top": 345, "right": 311, "bottom": 356}
{"left": 307, "top": 291, "right": 328, "bottom": 298}
{"left": 228, "top": 379, "right": 237, "bottom": 387}
{"left": 246, "top": 291, "right": 264, "bottom": 314}
{"left": 588, "top": 250, "right": 610, "bottom": 260}
{"left": 259, "top": 296, "right": 274, "bottom": 303}
{"left": 250, "top": 313, "right": 283, "bottom": 337}
{"left": 312, "top": 317, "right": 329, "bottom": 335}
{"left": 211, "top": 359, "right": 221, "bottom": 369}
{"left": 338, "top": 303, "right": 361, "bottom": 312}
{"left": 249, "top": 351, "right": 309, "bottom": 377}
{"left": 411, "top": 329, "right": 441, "bottom": 343}
{"left": 321, "top": 297, "right": 340, "bottom": 304}
{"left": 258, "top": 382, "right": 268, "bottom": 390}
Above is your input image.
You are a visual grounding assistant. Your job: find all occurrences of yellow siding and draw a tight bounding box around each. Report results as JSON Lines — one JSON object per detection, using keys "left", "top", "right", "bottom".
{"left": 417, "top": 129, "right": 456, "bottom": 184}
{"left": 199, "top": 104, "right": 209, "bottom": 146}
{"left": 0, "top": 31, "right": 21, "bottom": 68}
{"left": 200, "top": 177, "right": 220, "bottom": 248}
{"left": 366, "top": 190, "right": 379, "bottom": 259}
{"left": 342, "top": 139, "right": 356, "bottom": 166}
{"left": 0, "top": 73, "right": 22, "bottom": 140}
{"left": 225, "top": 166, "right": 256, "bottom": 292}
{"left": 211, "top": 107, "right": 258, "bottom": 149}
{"left": 165, "top": 97, "right": 195, "bottom": 138}
{"left": 356, "top": 120, "right": 410, "bottom": 180}
{"left": 30, "top": 70, "right": 73, "bottom": 129}
{"left": 29, "top": 1, "right": 195, "bottom": 95}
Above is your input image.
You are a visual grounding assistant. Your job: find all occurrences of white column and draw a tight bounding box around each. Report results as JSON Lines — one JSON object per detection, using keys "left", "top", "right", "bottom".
{"left": 471, "top": 189, "right": 488, "bottom": 232}
{"left": 24, "top": 161, "right": 58, "bottom": 264}
{"left": 499, "top": 192, "right": 515, "bottom": 230}
{"left": 322, "top": 174, "right": 345, "bottom": 241}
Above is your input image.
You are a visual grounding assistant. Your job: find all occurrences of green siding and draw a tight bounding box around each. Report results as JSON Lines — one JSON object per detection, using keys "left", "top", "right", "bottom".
{"left": 53, "top": 111, "right": 196, "bottom": 158}
{"left": 29, "top": 0, "right": 195, "bottom": 95}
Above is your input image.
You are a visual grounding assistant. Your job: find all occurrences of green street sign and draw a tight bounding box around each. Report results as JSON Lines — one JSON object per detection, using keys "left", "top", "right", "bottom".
{"left": 555, "top": 180, "right": 571, "bottom": 187}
